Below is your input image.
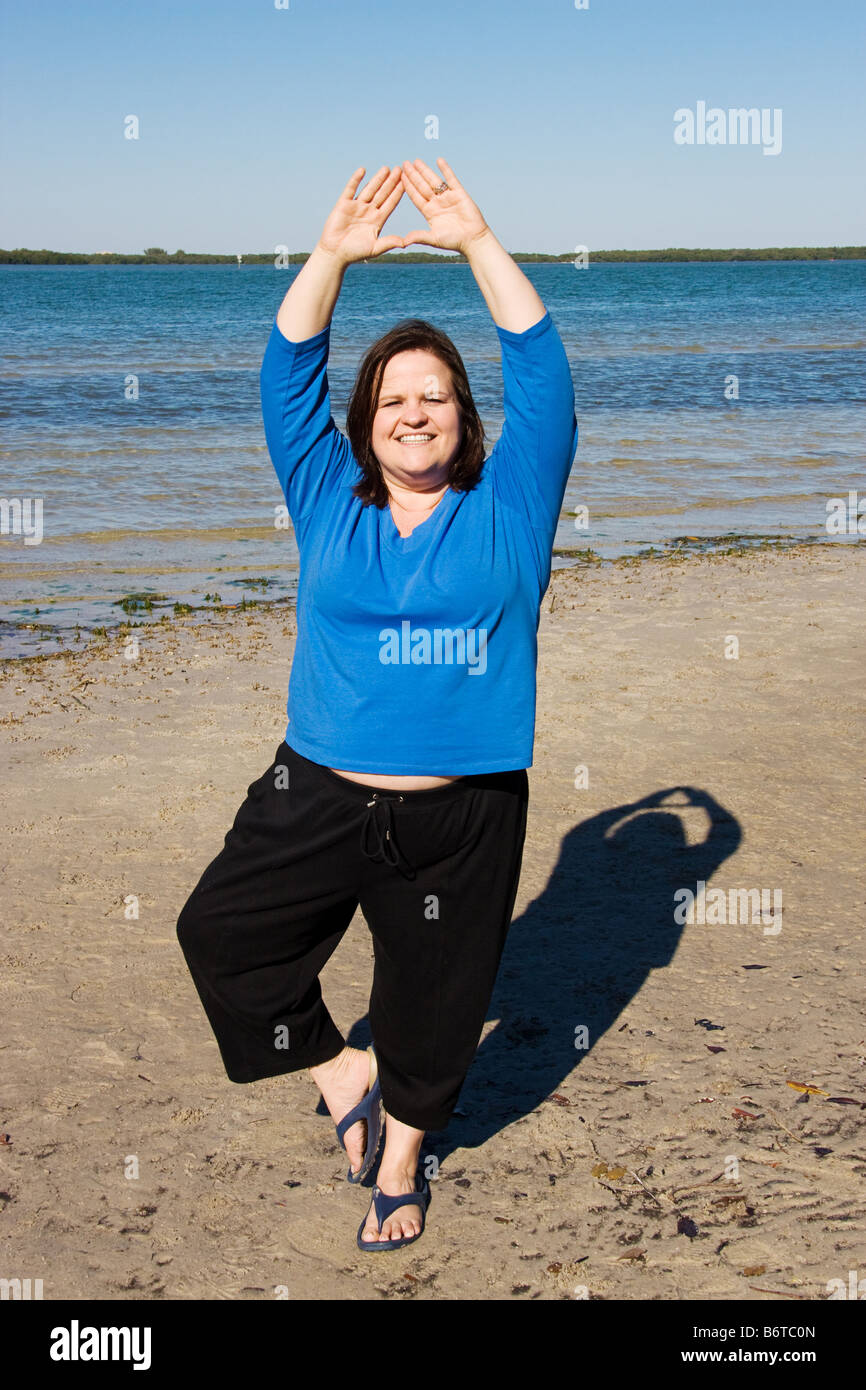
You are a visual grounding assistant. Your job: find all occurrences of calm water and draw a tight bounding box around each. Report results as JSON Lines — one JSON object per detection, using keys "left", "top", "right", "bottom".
{"left": 1, "top": 261, "right": 864, "bottom": 656}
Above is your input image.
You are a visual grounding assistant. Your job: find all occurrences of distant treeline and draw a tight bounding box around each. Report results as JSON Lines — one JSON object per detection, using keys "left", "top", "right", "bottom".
{"left": 1, "top": 245, "right": 864, "bottom": 265}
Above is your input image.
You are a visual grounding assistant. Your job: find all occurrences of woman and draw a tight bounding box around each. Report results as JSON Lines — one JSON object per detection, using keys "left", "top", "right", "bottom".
{"left": 176, "top": 157, "right": 579, "bottom": 1251}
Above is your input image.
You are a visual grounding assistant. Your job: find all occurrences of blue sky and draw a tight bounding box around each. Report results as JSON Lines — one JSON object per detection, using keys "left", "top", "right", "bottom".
{"left": 1, "top": 0, "right": 863, "bottom": 252}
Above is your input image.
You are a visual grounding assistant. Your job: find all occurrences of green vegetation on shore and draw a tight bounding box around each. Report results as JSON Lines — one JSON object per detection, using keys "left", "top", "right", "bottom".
{"left": 2, "top": 245, "right": 863, "bottom": 265}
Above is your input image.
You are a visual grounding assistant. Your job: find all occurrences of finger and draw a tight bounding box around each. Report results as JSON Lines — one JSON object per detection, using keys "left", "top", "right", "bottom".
{"left": 410, "top": 156, "right": 448, "bottom": 194}
{"left": 400, "top": 161, "right": 433, "bottom": 205}
{"left": 400, "top": 183, "right": 434, "bottom": 229}
{"left": 371, "top": 168, "right": 404, "bottom": 212}
{"left": 435, "top": 155, "right": 464, "bottom": 192}
{"left": 357, "top": 164, "right": 392, "bottom": 203}
{"left": 375, "top": 181, "right": 405, "bottom": 224}
{"left": 401, "top": 230, "right": 439, "bottom": 249}
{"left": 400, "top": 180, "right": 428, "bottom": 217}
{"left": 370, "top": 234, "right": 405, "bottom": 256}
{"left": 339, "top": 167, "right": 366, "bottom": 201}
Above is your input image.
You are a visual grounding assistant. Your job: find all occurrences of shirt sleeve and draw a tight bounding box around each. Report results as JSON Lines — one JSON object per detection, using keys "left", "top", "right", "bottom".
{"left": 486, "top": 309, "right": 579, "bottom": 534}
{"left": 259, "top": 315, "right": 356, "bottom": 532}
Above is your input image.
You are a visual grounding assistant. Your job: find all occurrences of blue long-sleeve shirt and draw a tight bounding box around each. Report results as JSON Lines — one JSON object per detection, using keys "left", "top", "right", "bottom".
{"left": 259, "top": 308, "right": 578, "bottom": 774}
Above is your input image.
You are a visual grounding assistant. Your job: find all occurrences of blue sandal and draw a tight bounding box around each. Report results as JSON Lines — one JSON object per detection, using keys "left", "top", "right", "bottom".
{"left": 335, "top": 1045, "right": 382, "bottom": 1185}
{"left": 356, "top": 1175, "right": 431, "bottom": 1252}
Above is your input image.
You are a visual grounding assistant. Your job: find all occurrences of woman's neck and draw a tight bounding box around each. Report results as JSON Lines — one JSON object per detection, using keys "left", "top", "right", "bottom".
{"left": 383, "top": 474, "right": 450, "bottom": 513}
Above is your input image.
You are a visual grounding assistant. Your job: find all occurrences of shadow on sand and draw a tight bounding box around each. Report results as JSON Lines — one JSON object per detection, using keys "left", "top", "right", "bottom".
{"left": 433, "top": 785, "right": 740, "bottom": 1162}
{"left": 341, "top": 785, "right": 741, "bottom": 1172}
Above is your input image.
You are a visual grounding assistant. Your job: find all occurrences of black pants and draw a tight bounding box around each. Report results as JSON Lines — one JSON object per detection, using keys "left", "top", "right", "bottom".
{"left": 176, "top": 741, "right": 528, "bottom": 1131}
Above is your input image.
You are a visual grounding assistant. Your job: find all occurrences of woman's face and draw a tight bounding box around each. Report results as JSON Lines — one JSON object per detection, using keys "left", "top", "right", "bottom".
{"left": 371, "top": 350, "right": 463, "bottom": 489}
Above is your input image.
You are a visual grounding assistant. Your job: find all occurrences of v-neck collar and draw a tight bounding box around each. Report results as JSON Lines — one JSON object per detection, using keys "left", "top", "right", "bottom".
{"left": 381, "top": 486, "right": 460, "bottom": 555}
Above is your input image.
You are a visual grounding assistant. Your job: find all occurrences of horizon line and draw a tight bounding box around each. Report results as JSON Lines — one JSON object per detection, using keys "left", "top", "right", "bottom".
{"left": 2, "top": 244, "right": 864, "bottom": 266}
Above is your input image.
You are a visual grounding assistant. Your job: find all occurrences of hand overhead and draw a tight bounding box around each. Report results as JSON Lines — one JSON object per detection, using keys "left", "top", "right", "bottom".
{"left": 316, "top": 158, "right": 489, "bottom": 267}
{"left": 400, "top": 157, "right": 490, "bottom": 255}
{"left": 317, "top": 165, "right": 407, "bottom": 266}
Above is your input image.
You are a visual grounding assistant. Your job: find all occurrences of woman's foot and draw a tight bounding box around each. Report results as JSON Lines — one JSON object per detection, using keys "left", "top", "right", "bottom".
{"left": 310, "top": 1046, "right": 376, "bottom": 1178}
{"left": 359, "top": 1113, "right": 426, "bottom": 1244}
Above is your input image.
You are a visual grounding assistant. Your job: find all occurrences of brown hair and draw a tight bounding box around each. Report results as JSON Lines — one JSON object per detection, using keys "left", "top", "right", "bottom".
{"left": 346, "top": 318, "right": 486, "bottom": 507}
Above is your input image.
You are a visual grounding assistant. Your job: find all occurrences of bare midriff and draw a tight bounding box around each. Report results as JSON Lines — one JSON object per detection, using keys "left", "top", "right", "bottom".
{"left": 326, "top": 768, "right": 463, "bottom": 791}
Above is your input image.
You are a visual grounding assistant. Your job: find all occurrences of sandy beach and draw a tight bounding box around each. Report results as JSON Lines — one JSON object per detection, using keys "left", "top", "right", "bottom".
{"left": 1, "top": 542, "right": 864, "bottom": 1302}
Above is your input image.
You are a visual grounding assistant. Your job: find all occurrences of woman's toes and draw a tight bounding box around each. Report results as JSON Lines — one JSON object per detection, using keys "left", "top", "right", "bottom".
{"left": 361, "top": 1204, "right": 380, "bottom": 1243}
{"left": 361, "top": 1198, "right": 422, "bottom": 1244}
{"left": 386, "top": 1210, "right": 420, "bottom": 1241}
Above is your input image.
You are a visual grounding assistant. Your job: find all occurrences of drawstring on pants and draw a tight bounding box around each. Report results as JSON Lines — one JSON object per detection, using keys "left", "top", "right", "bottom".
{"left": 360, "top": 792, "right": 416, "bottom": 880}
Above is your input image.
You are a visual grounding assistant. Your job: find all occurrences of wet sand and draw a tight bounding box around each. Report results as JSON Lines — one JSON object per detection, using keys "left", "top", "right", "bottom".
{"left": 1, "top": 543, "right": 863, "bottom": 1300}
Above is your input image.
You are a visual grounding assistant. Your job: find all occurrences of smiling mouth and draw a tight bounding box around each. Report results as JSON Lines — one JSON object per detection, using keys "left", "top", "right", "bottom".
{"left": 397, "top": 433, "right": 435, "bottom": 445}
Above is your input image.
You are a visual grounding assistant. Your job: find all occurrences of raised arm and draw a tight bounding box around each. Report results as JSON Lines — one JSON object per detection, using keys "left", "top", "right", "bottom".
{"left": 401, "top": 157, "right": 578, "bottom": 534}
{"left": 275, "top": 164, "right": 406, "bottom": 340}
{"left": 261, "top": 166, "right": 407, "bottom": 531}
{"left": 399, "top": 156, "right": 545, "bottom": 332}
